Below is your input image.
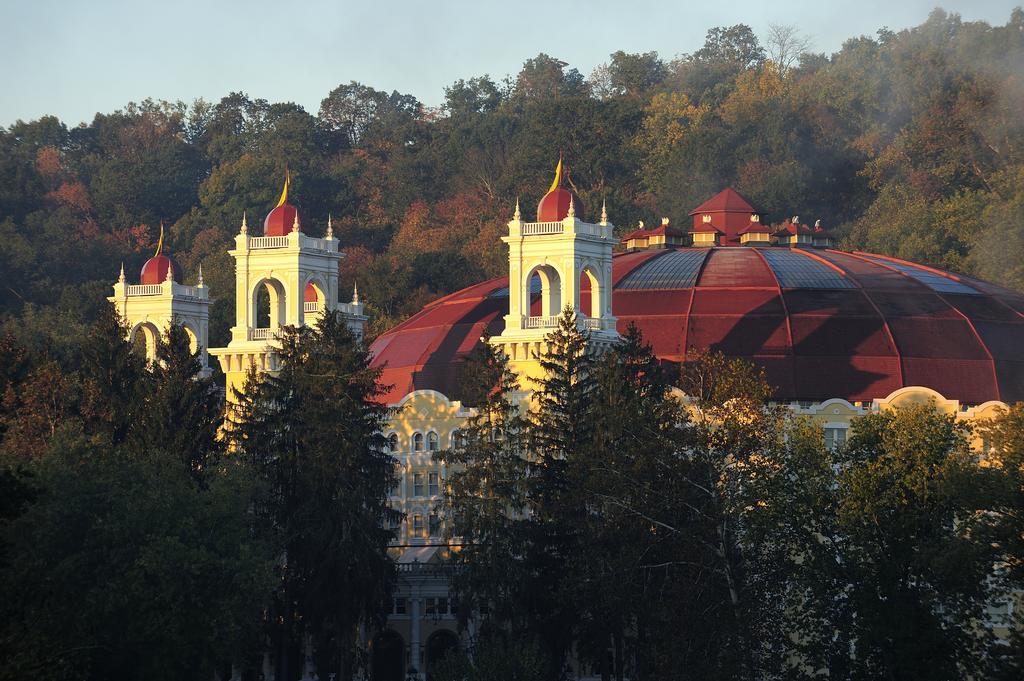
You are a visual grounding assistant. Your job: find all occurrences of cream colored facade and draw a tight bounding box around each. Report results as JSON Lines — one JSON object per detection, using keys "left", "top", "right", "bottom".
{"left": 489, "top": 200, "right": 619, "bottom": 390}
{"left": 208, "top": 215, "right": 366, "bottom": 399}
{"left": 108, "top": 263, "right": 212, "bottom": 376}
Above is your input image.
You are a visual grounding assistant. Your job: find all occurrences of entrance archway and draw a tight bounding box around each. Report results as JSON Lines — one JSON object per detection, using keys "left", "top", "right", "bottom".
{"left": 129, "top": 321, "right": 160, "bottom": 363}
{"left": 425, "top": 629, "right": 459, "bottom": 680}
{"left": 371, "top": 630, "right": 405, "bottom": 681}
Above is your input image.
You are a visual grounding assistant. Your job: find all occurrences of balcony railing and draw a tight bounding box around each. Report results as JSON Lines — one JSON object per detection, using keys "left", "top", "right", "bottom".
{"left": 125, "top": 284, "right": 164, "bottom": 296}
{"left": 249, "top": 327, "right": 274, "bottom": 341}
{"left": 523, "top": 315, "right": 559, "bottom": 329}
{"left": 303, "top": 302, "right": 321, "bottom": 313}
{"left": 302, "top": 236, "right": 333, "bottom": 252}
{"left": 521, "top": 221, "right": 564, "bottom": 236}
{"left": 248, "top": 236, "right": 290, "bottom": 249}
{"left": 523, "top": 315, "right": 603, "bottom": 330}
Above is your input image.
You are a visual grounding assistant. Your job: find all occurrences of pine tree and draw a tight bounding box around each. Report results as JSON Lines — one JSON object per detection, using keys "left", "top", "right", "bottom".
{"left": 131, "top": 323, "right": 222, "bottom": 478}
{"left": 229, "top": 311, "right": 399, "bottom": 681}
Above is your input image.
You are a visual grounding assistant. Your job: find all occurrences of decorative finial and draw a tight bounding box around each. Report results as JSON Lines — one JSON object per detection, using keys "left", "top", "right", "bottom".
{"left": 326, "top": 213, "right": 334, "bottom": 238}
{"left": 275, "top": 168, "right": 290, "bottom": 208}
{"left": 241, "top": 211, "right": 248, "bottom": 234}
{"left": 155, "top": 222, "right": 165, "bottom": 257}
{"left": 601, "top": 198, "right": 608, "bottom": 225}
{"left": 567, "top": 195, "right": 575, "bottom": 218}
{"left": 792, "top": 215, "right": 799, "bottom": 224}
{"left": 165, "top": 260, "right": 174, "bottom": 283}
{"left": 198, "top": 263, "right": 204, "bottom": 287}
{"left": 661, "top": 217, "right": 669, "bottom": 226}
{"left": 352, "top": 281, "right": 360, "bottom": 305}
{"left": 751, "top": 213, "right": 760, "bottom": 223}
{"left": 292, "top": 211, "right": 300, "bottom": 233}
{"left": 118, "top": 262, "right": 126, "bottom": 283}
{"left": 814, "top": 219, "right": 821, "bottom": 228}
{"left": 638, "top": 220, "right": 645, "bottom": 229}
{"left": 513, "top": 197, "right": 521, "bottom": 221}
{"left": 702, "top": 214, "right": 712, "bottom": 223}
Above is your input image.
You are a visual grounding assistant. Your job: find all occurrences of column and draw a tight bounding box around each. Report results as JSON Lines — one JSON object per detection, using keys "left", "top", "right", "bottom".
{"left": 410, "top": 594, "right": 422, "bottom": 679}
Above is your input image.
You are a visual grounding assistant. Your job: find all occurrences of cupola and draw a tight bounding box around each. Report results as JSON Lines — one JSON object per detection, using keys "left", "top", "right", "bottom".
{"left": 139, "top": 225, "right": 182, "bottom": 284}
{"left": 536, "top": 155, "right": 584, "bottom": 222}
{"left": 263, "top": 171, "right": 302, "bottom": 237}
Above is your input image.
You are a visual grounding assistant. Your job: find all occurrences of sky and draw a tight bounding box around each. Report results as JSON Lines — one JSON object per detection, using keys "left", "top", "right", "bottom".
{"left": 1, "top": 0, "right": 1020, "bottom": 128}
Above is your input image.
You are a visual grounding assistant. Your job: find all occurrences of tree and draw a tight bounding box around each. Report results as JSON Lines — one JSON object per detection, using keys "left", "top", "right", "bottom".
{"left": 764, "top": 24, "right": 812, "bottom": 74}
{"left": 229, "top": 312, "right": 399, "bottom": 681}
{"left": 130, "top": 324, "right": 222, "bottom": 478}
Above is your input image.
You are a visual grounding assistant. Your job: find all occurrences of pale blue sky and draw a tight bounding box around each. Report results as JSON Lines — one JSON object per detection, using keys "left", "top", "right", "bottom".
{"left": 1, "top": 0, "right": 1019, "bottom": 128}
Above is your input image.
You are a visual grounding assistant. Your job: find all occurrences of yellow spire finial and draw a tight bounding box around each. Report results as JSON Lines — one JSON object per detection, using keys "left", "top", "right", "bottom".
{"left": 154, "top": 222, "right": 165, "bottom": 257}
{"left": 275, "top": 168, "right": 290, "bottom": 208}
{"left": 548, "top": 152, "right": 563, "bottom": 193}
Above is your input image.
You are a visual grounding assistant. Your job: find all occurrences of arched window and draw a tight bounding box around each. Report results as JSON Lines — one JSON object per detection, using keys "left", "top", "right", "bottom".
{"left": 255, "top": 285, "right": 271, "bottom": 328}
{"left": 387, "top": 433, "right": 398, "bottom": 452}
{"left": 427, "top": 432, "right": 439, "bottom": 451}
{"left": 413, "top": 432, "right": 424, "bottom": 452}
{"left": 451, "top": 429, "right": 465, "bottom": 448}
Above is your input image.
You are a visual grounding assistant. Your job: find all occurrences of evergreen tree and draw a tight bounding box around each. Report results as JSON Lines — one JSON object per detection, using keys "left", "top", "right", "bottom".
{"left": 131, "top": 323, "right": 222, "bottom": 477}
{"left": 229, "top": 312, "right": 399, "bottom": 681}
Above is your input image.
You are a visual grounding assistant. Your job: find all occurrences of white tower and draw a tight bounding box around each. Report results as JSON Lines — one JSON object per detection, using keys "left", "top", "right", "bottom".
{"left": 108, "top": 236, "right": 212, "bottom": 377}
{"left": 490, "top": 159, "right": 618, "bottom": 386}
{"left": 208, "top": 177, "right": 367, "bottom": 400}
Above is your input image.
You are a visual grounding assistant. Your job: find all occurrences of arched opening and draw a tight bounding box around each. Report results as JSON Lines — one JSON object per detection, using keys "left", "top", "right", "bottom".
{"left": 251, "top": 278, "right": 287, "bottom": 332}
{"left": 303, "top": 280, "right": 325, "bottom": 320}
{"left": 413, "top": 432, "right": 424, "bottom": 452}
{"left": 387, "top": 433, "right": 398, "bottom": 452}
{"left": 371, "top": 630, "right": 405, "bottom": 681}
{"left": 425, "top": 629, "right": 459, "bottom": 680}
{"left": 579, "top": 267, "right": 601, "bottom": 320}
{"left": 129, "top": 322, "right": 160, "bottom": 363}
{"left": 182, "top": 324, "right": 200, "bottom": 355}
{"left": 427, "top": 432, "right": 439, "bottom": 451}
{"left": 526, "top": 264, "right": 562, "bottom": 321}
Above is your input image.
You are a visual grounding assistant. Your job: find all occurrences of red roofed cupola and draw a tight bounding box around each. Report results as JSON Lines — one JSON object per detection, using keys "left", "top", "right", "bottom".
{"left": 139, "top": 224, "right": 182, "bottom": 284}
{"left": 689, "top": 187, "right": 761, "bottom": 246}
{"left": 536, "top": 154, "right": 584, "bottom": 222}
{"left": 264, "top": 170, "right": 302, "bottom": 237}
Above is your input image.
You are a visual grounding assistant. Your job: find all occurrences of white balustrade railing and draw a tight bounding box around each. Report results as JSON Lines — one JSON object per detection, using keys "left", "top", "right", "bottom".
{"left": 303, "top": 302, "right": 321, "bottom": 313}
{"left": 302, "top": 236, "right": 333, "bottom": 252}
{"left": 248, "top": 236, "right": 290, "bottom": 249}
{"left": 249, "top": 327, "right": 273, "bottom": 341}
{"left": 523, "top": 315, "right": 559, "bottom": 329}
{"left": 177, "top": 285, "right": 202, "bottom": 298}
{"left": 521, "top": 221, "right": 564, "bottom": 236}
{"left": 579, "top": 316, "right": 602, "bottom": 330}
{"left": 125, "top": 284, "right": 164, "bottom": 296}
{"left": 576, "top": 223, "right": 612, "bottom": 239}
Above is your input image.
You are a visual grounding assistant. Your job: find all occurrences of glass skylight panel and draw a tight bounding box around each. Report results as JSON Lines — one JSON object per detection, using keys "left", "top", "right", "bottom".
{"left": 860, "top": 256, "right": 980, "bottom": 295}
{"left": 760, "top": 249, "right": 857, "bottom": 289}
{"left": 618, "top": 250, "right": 708, "bottom": 290}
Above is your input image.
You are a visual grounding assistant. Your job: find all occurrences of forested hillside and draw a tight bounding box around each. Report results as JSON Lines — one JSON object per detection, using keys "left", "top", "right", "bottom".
{"left": 3, "top": 8, "right": 1023, "bottom": 344}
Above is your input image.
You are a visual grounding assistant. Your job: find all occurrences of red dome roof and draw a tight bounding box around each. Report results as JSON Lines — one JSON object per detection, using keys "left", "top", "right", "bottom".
{"left": 264, "top": 203, "right": 301, "bottom": 237}
{"left": 369, "top": 247, "right": 1024, "bottom": 405}
{"left": 139, "top": 254, "right": 182, "bottom": 285}
{"left": 537, "top": 187, "right": 583, "bottom": 222}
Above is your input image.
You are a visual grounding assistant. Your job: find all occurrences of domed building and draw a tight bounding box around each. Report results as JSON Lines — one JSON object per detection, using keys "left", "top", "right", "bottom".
{"left": 107, "top": 168, "right": 1024, "bottom": 681}
{"left": 362, "top": 170, "right": 1022, "bottom": 680}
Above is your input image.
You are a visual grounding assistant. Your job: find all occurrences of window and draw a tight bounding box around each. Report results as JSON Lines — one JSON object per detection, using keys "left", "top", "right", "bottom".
{"left": 428, "top": 513, "right": 440, "bottom": 537}
{"left": 824, "top": 427, "right": 848, "bottom": 451}
{"left": 425, "top": 597, "right": 449, "bottom": 616}
{"left": 428, "top": 472, "right": 440, "bottom": 496}
{"left": 451, "top": 430, "right": 465, "bottom": 448}
{"left": 412, "top": 514, "right": 424, "bottom": 537}
{"left": 393, "top": 597, "right": 407, "bottom": 615}
{"left": 427, "top": 432, "right": 439, "bottom": 451}
{"left": 387, "top": 433, "right": 398, "bottom": 452}
{"left": 413, "top": 473, "right": 425, "bottom": 497}
{"left": 413, "top": 433, "right": 424, "bottom": 451}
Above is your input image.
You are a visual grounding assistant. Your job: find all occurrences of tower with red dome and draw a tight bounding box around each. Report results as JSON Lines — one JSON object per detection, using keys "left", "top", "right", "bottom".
{"left": 489, "top": 156, "right": 619, "bottom": 386}
{"left": 208, "top": 172, "right": 366, "bottom": 400}
{"left": 108, "top": 225, "right": 212, "bottom": 373}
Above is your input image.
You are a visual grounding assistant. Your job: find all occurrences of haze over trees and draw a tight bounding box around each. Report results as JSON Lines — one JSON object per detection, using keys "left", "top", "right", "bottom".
{"left": 3, "top": 9, "right": 1024, "bottom": 343}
